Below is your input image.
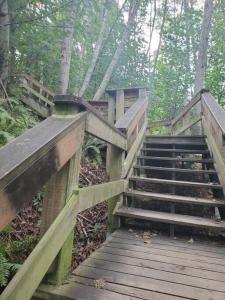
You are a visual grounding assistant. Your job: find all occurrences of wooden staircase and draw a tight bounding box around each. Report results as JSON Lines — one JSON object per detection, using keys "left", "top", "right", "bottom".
{"left": 116, "top": 134, "right": 225, "bottom": 233}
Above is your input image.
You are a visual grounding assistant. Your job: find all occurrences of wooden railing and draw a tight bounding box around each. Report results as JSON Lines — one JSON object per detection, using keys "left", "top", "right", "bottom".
{"left": 0, "top": 88, "right": 148, "bottom": 300}
{"left": 149, "top": 89, "right": 225, "bottom": 195}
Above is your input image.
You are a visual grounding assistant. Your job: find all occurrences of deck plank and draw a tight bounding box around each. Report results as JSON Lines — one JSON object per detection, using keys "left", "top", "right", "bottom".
{"left": 37, "top": 229, "right": 225, "bottom": 300}
{"left": 72, "top": 265, "right": 225, "bottom": 300}
{"left": 81, "top": 256, "right": 225, "bottom": 292}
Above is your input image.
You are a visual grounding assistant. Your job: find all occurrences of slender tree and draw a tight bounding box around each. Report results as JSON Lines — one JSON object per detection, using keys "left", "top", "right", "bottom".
{"left": 93, "top": 0, "right": 140, "bottom": 101}
{"left": 193, "top": 0, "right": 213, "bottom": 95}
{"left": 58, "top": 0, "right": 77, "bottom": 94}
{"left": 0, "top": 0, "right": 10, "bottom": 89}
{"left": 153, "top": 0, "right": 168, "bottom": 74}
{"left": 77, "top": 4, "right": 109, "bottom": 97}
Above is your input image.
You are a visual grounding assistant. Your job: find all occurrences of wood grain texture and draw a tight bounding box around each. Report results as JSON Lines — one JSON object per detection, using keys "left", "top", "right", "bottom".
{"left": 115, "top": 207, "right": 225, "bottom": 230}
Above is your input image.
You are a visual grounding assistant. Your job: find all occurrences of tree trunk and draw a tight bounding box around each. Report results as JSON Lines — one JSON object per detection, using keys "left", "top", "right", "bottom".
{"left": 0, "top": 0, "right": 10, "bottom": 88}
{"left": 146, "top": 0, "right": 156, "bottom": 56}
{"left": 193, "top": 0, "right": 213, "bottom": 95}
{"left": 92, "top": 0, "right": 140, "bottom": 102}
{"left": 58, "top": 0, "right": 76, "bottom": 94}
{"left": 184, "top": 0, "right": 191, "bottom": 103}
{"left": 153, "top": 0, "right": 167, "bottom": 74}
{"left": 77, "top": 6, "right": 109, "bottom": 98}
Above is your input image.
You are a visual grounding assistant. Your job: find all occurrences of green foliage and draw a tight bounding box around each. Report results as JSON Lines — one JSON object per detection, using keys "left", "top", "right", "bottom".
{"left": 5, "top": 236, "right": 37, "bottom": 264}
{"left": 0, "top": 253, "right": 17, "bottom": 288}
{"left": 0, "top": 99, "right": 37, "bottom": 147}
{"left": 82, "top": 135, "right": 103, "bottom": 164}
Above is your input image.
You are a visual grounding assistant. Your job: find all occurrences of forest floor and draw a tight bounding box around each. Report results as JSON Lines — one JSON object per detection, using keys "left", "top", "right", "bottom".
{"left": 0, "top": 158, "right": 109, "bottom": 269}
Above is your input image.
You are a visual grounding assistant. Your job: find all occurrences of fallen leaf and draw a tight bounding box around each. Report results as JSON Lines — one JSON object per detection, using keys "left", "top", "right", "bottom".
{"left": 94, "top": 279, "right": 106, "bottom": 289}
{"left": 143, "top": 240, "right": 151, "bottom": 244}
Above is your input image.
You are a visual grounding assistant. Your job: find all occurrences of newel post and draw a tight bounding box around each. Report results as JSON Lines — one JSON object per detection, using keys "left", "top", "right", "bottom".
{"left": 40, "top": 95, "right": 85, "bottom": 284}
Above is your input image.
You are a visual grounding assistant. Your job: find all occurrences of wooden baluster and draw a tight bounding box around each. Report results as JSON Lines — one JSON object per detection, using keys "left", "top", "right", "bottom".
{"left": 40, "top": 95, "right": 84, "bottom": 284}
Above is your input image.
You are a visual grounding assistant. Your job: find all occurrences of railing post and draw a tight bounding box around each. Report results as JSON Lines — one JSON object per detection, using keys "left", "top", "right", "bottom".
{"left": 106, "top": 89, "right": 125, "bottom": 231}
{"left": 40, "top": 95, "right": 84, "bottom": 284}
{"left": 108, "top": 145, "right": 125, "bottom": 232}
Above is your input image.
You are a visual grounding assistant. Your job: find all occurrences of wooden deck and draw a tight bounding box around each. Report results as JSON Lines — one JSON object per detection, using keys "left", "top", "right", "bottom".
{"left": 37, "top": 229, "right": 225, "bottom": 300}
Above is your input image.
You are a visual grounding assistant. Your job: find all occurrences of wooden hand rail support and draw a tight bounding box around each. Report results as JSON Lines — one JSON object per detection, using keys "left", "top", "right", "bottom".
{"left": 17, "top": 73, "right": 55, "bottom": 98}
{"left": 1, "top": 193, "right": 79, "bottom": 300}
{"left": 122, "top": 121, "right": 147, "bottom": 178}
{"left": 202, "top": 92, "right": 225, "bottom": 194}
{"left": 0, "top": 111, "right": 86, "bottom": 231}
{"left": 115, "top": 97, "right": 148, "bottom": 150}
{"left": 171, "top": 91, "right": 202, "bottom": 127}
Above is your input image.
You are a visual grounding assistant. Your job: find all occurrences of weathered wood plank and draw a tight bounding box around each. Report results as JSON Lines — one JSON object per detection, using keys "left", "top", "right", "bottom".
{"left": 1, "top": 194, "right": 79, "bottom": 300}
{"left": 115, "top": 207, "right": 225, "bottom": 230}
{"left": 73, "top": 265, "right": 225, "bottom": 300}
{"left": 17, "top": 73, "right": 55, "bottom": 97}
{"left": 89, "top": 250, "right": 225, "bottom": 283}
{"left": 173, "top": 115, "right": 202, "bottom": 135}
{"left": 134, "top": 165, "right": 217, "bottom": 175}
{"left": 115, "top": 98, "right": 148, "bottom": 132}
{"left": 121, "top": 121, "right": 147, "bottom": 178}
{"left": 124, "top": 190, "right": 224, "bottom": 206}
{"left": 20, "top": 83, "right": 54, "bottom": 106}
{"left": 137, "top": 155, "right": 212, "bottom": 163}
{"left": 78, "top": 180, "right": 125, "bottom": 212}
{"left": 110, "top": 234, "right": 225, "bottom": 259}
{"left": 20, "top": 95, "right": 50, "bottom": 118}
{"left": 86, "top": 112, "right": 127, "bottom": 150}
{"left": 202, "top": 92, "right": 225, "bottom": 135}
{"left": 113, "top": 229, "right": 225, "bottom": 254}
{"left": 100, "top": 243, "right": 225, "bottom": 273}
{"left": 71, "top": 275, "right": 184, "bottom": 300}
{"left": 0, "top": 113, "right": 86, "bottom": 230}
{"left": 104, "top": 240, "right": 225, "bottom": 266}
{"left": 37, "top": 280, "right": 137, "bottom": 300}
{"left": 113, "top": 229, "right": 225, "bottom": 253}
{"left": 171, "top": 91, "right": 202, "bottom": 126}
{"left": 82, "top": 256, "right": 225, "bottom": 293}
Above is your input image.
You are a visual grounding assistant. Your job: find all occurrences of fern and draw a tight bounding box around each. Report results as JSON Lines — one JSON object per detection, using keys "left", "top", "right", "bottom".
{"left": 0, "top": 253, "right": 16, "bottom": 288}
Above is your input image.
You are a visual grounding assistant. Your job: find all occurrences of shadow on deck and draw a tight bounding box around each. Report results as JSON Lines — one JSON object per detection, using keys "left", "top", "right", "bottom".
{"left": 37, "top": 229, "right": 225, "bottom": 300}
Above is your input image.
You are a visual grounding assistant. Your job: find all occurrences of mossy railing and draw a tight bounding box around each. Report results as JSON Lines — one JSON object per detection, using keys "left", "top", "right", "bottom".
{"left": 0, "top": 88, "right": 148, "bottom": 300}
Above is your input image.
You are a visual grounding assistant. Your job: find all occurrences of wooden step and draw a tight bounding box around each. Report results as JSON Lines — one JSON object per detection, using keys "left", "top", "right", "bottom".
{"left": 145, "top": 136, "right": 205, "bottom": 144}
{"left": 137, "top": 155, "right": 213, "bottom": 163}
{"left": 115, "top": 207, "right": 225, "bottom": 230}
{"left": 141, "top": 148, "right": 210, "bottom": 154}
{"left": 129, "top": 176, "right": 222, "bottom": 189}
{"left": 124, "top": 190, "right": 225, "bottom": 206}
{"left": 144, "top": 140, "right": 206, "bottom": 145}
{"left": 133, "top": 165, "right": 217, "bottom": 174}
{"left": 145, "top": 135, "right": 206, "bottom": 139}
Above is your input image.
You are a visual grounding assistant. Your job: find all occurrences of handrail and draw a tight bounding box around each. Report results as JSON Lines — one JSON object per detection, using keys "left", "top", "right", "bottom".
{"left": 202, "top": 92, "right": 225, "bottom": 136}
{"left": 171, "top": 90, "right": 203, "bottom": 127}
{"left": 0, "top": 89, "right": 148, "bottom": 299}
{"left": 17, "top": 73, "right": 55, "bottom": 98}
{"left": 115, "top": 97, "right": 148, "bottom": 149}
{"left": 0, "top": 112, "right": 87, "bottom": 230}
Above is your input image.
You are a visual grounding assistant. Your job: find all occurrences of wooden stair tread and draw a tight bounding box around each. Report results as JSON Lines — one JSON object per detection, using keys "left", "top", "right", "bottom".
{"left": 137, "top": 155, "right": 213, "bottom": 163}
{"left": 124, "top": 190, "right": 225, "bottom": 206}
{"left": 145, "top": 135, "right": 206, "bottom": 138}
{"left": 141, "top": 148, "right": 209, "bottom": 154}
{"left": 144, "top": 141, "right": 206, "bottom": 145}
{"left": 133, "top": 165, "right": 217, "bottom": 174}
{"left": 115, "top": 207, "right": 225, "bottom": 230}
{"left": 129, "top": 176, "right": 222, "bottom": 189}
